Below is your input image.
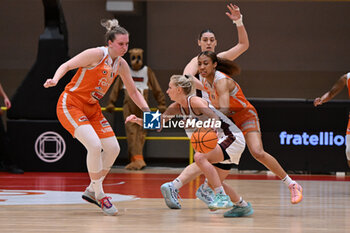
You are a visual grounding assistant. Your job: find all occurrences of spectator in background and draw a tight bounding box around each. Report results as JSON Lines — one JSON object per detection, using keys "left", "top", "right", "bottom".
{"left": 0, "top": 83, "right": 24, "bottom": 174}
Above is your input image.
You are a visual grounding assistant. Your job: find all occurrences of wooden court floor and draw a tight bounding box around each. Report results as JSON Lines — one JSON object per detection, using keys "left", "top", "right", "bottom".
{"left": 1, "top": 168, "right": 350, "bottom": 233}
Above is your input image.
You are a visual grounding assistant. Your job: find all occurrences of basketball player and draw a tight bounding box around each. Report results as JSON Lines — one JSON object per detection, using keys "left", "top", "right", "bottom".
{"left": 126, "top": 75, "right": 253, "bottom": 217}
{"left": 43, "top": 19, "right": 150, "bottom": 216}
{"left": 183, "top": 3, "right": 248, "bottom": 78}
{"left": 314, "top": 72, "right": 350, "bottom": 168}
{"left": 194, "top": 51, "right": 303, "bottom": 205}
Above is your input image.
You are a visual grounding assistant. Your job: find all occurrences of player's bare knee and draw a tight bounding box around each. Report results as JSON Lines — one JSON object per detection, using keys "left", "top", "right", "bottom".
{"left": 194, "top": 153, "right": 205, "bottom": 164}
{"left": 250, "top": 148, "right": 266, "bottom": 160}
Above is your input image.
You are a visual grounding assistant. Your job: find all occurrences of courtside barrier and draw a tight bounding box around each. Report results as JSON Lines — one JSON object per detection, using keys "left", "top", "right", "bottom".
{"left": 3, "top": 106, "right": 195, "bottom": 164}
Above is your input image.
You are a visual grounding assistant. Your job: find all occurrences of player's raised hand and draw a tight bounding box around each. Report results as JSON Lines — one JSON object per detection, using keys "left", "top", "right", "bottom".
{"left": 43, "top": 79, "right": 58, "bottom": 88}
{"left": 226, "top": 3, "right": 241, "bottom": 21}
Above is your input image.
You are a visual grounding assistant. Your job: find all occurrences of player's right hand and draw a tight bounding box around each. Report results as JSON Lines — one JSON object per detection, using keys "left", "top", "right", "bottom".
{"left": 125, "top": 114, "right": 143, "bottom": 126}
{"left": 313, "top": 97, "right": 322, "bottom": 107}
{"left": 43, "top": 79, "right": 58, "bottom": 88}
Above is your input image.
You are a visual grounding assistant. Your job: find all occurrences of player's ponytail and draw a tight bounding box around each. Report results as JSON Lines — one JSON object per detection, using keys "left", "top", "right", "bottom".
{"left": 101, "top": 19, "right": 129, "bottom": 45}
{"left": 170, "top": 75, "right": 194, "bottom": 96}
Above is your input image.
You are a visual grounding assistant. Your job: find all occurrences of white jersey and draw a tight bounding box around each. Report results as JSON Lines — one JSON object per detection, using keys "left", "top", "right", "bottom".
{"left": 179, "top": 95, "right": 245, "bottom": 164}
{"left": 123, "top": 66, "right": 149, "bottom": 95}
{"left": 196, "top": 75, "right": 210, "bottom": 102}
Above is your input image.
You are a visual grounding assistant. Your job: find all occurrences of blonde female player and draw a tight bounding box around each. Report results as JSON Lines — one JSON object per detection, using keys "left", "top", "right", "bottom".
{"left": 314, "top": 72, "right": 350, "bottom": 168}
{"left": 126, "top": 75, "right": 253, "bottom": 217}
{"left": 43, "top": 19, "right": 150, "bottom": 216}
{"left": 195, "top": 51, "right": 303, "bottom": 204}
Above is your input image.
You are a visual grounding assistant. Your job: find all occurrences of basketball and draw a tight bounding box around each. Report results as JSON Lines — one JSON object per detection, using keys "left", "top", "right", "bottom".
{"left": 190, "top": 127, "right": 218, "bottom": 153}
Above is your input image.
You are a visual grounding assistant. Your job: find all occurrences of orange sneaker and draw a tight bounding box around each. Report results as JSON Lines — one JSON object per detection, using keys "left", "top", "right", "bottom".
{"left": 288, "top": 183, "right": 303, "bottom": 204}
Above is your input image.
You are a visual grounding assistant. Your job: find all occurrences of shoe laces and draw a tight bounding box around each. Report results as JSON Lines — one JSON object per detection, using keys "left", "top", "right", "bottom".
{"left": 171, "top": 187, "right": 181, "bottom": 204}
{"left": 214, "top": 193, "right": 224, "bottom": 201}
{"left": 200, "top": 187, "right": 214, "bottom": 201}
{"left": 289, "top": 184, "right": 300, "bottom": 197}
{"left": 99, "top": 196, "right": 113, "bottom": 209}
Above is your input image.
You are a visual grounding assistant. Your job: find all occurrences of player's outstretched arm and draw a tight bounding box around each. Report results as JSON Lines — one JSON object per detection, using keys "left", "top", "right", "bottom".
{"left": 217, "top": 4, "right": 249, "bottom": 61}
{"left": 119, "top": 58, "right": 150, "bottom": 112}
{"left": 314, "top": 73, "right": 347, "bottom": 106}
{"left": 43, "top": 48, "right": 103, "bottom": 88}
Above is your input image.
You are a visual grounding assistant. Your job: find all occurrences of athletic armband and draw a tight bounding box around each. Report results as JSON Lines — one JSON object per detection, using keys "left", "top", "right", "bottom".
{"left": 233, "top": 15, "right": 243, "bottom": 27}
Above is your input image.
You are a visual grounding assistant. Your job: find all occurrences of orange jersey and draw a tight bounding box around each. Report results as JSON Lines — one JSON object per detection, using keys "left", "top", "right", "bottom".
{"left": 200, "top": 71, "right": 256, "bottom": 118}
{"left": 200, "top": 71, "right": 260, "bottom": 134}
{"left": 347, "top": 72, "right": 350, "bottom": 97}
{"left": 346, "top": 72, "right": 350, "bottom": 135}
{"left": 65, "top": 46, "right": 120, "bottom": 104}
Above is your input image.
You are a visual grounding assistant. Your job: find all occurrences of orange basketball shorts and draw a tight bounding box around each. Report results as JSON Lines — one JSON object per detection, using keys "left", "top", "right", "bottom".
{"left": 229, "top": 107, "right": 260, "bottom": 135}
{"left": 56, "top": 92, "right": 115, "bottom": 138}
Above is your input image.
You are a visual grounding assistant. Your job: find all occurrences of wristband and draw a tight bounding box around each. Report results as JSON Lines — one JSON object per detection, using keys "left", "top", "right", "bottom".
{"left": 233, "top": 15, "right": 243, "bottom": 27}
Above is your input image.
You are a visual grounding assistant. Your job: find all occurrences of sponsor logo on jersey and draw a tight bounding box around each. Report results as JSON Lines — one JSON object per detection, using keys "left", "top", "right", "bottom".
{"left": 91, "top": 91, "right": 104, "bottom": 100}
{"left": 100, "top": 118, "right": 110, "bottom": 127}
{"left": 101, "top": 127, "right": 113, "bottom": 133}
{"left": 98, "top": 77, "right": 110, "bottom": 87}
{"left": 78, "top": 116, "right": 88, "bottom": 122}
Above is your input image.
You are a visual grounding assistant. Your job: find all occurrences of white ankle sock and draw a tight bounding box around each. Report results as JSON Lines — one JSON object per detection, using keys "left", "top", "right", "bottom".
{"left": 87, "top": 183, "right": 94, "bottom": 192}
{"left": 235, "top": 197, "right": 248, "bottom": 207}
{"left": 282, "top": 175, "right": 296, "bottom": 187}
{"left": 87, "top": 175, "right": 105, "bottom": 193}
{"left": 92, "top": 177, "right": 105, "bottom": 200}
{"left": 214, "top": 186, "right": 226, "bottom": 195}
{"left": 172, "top": 178, "right": 183, "bottom": 190}
{"left": 202, "top": 179, "right": 209, "bottom": 189}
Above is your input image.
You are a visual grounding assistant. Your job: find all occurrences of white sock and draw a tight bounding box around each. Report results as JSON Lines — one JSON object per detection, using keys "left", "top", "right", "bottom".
{"left": 87, "top": 175, "right": 105, "bottom": 193}
{"left": 172, "top": 178, "right": 183, "bottom": 190}
{"left": 235, "top": 197, "right": 248, "bottom": 207}
{"left": 202, "top": 179, "right": 209, "bottom": 189}
{"left": 92, "top": 177, "right": 105, "bottom": 200}
{"left": 282, "top": 175, "right": 296, "bottom": 187}
{"left": 87, "top": 183, "right": 94, "bottom": 192}
{"left": 214, "top": 186, "right": 226, "bottom": 195}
